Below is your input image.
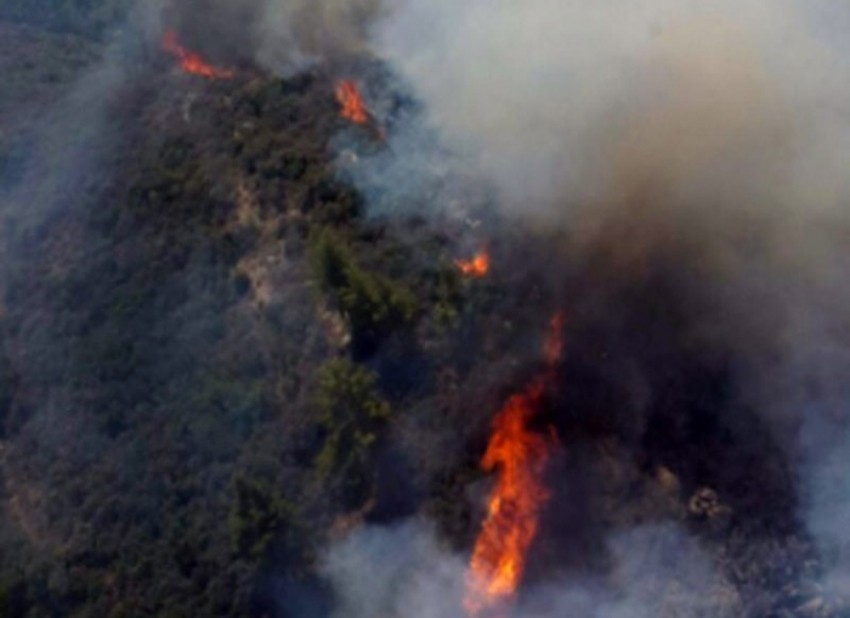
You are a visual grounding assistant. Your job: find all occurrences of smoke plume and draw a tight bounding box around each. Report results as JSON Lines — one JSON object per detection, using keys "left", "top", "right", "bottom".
{"left": 325, "top": 0, "right": 850, "bottom": 612}
{"left": 321, "top": 521, "right": 740, "bottom": 618}
{"left": 161, "top": 0, "right": 382, "bottom": 72}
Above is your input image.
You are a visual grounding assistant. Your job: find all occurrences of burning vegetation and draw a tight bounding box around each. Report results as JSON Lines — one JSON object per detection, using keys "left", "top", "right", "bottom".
{"left": 161, "top": 29, "right": 235, "bottom": 80}
{"left": 3, "top": 2, "right": 850, "bottom": 618}
{"left": 455, "top": 248, "right": 491, "bottom": 279}
{"left": 335, "top": 78, "right": 387, "bottom": 141}
{"left": 335, "top": 80, "right": 369, "bottom": 125}
{"left": 465, "top": 313, "right": 564, "bottom": 617}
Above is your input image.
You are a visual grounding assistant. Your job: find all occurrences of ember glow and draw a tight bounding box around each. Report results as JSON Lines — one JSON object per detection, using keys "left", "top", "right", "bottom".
{"left": 161, "top": 30, "right": 235, "bottom": 80}
{"left": 335, "top": 80, "right": 369, "bottom": 125}
{"left": 455, "top": 248, "right": 491, "bottom": 279}
{"left": 464, "top": 314, "right": 564, "bottom": 617}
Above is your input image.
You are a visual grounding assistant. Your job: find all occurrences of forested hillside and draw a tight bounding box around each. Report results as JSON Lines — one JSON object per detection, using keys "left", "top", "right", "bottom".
{"left": 0, "top": 0, "right": 130, "bottom": 38}
{"left": 1, "top": 3, "right": 848, "bottom": 618}
{"left": 0, "top": 16, "right": 546, "bottom": 616}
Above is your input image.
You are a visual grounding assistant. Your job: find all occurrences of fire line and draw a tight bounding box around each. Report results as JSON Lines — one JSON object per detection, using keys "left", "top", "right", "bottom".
{"left": 161, "top": 30, "right": 235, "bottom": 80}
{"left": 464, "top": 313, "right": 564, "bottom": 617}
{"left": 335, "top": 80, "right": 369, "bottom": 125}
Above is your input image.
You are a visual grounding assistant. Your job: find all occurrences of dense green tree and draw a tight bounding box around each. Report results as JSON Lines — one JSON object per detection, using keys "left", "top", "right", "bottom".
{"left": 229, "top": 476, "right": 295, "bottom": 559}
{"left": 313, "top": 359, "right": 391, "bottom": 506}
{"left": 310, "top": 231, "right": 416, "bottom": 353}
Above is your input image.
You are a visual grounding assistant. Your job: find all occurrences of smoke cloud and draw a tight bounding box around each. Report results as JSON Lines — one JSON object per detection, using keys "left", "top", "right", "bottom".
{"left": 321, "top": 521, "right": 739, "bottom": 618}
{"left": 329, "top": 0, "right": 850, "bottom": 611}
{"left": 258, "top": 0, "right": 382, "bottom": 70}
{"left": 161, "top": 0, "right": 382, "bottom": 72}
{"left": 372, "top": 0, "right": 850, "bottom": 211}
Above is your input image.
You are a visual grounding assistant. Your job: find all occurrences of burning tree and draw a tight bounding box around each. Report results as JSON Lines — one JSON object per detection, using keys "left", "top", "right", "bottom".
{"left": 161, "top": 30, "right": 235, "bottom": 80}
{"left": 465, "top": 314, "right": 564, "bottom": 617}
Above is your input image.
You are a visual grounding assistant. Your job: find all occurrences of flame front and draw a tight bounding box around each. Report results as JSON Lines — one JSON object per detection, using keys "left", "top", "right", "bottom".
{"left": 161, "top": 30, "right": 235, "bottom": 80}
{"left": 455, "top": 248, "right": 491, "bottom": 278}
{"left": 335, "top": 80, "right": 369, "bottom": 124}
{"left": 464, "top": 314, "right": 564, "bottom": 617}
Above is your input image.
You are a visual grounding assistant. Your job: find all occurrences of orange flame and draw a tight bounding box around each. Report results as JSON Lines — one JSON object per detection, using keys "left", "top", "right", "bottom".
{"left": 455, "top": 248, "right": 491, "bottom": 278}
{"left": 335, "top": 80, "right": 369, "bottom": 125}
{"left": 161, "top": 30, "right": 235, "bottom": 80}
{"left": 464, "top": 313, "right": 564, "bottom": 617}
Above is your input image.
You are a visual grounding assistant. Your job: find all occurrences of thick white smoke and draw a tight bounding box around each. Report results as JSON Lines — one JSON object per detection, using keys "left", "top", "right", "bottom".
{"left": 321, "top": 521, "right": 739, "bottom": 618}
{"left": 372, "top": 0, "right": 850, "bottom": 213}
{"left": 321, "top": 521, "right": 467, "bottom": 618}
{"left": 258, "top": 0, "right": 382, "bottom": 71}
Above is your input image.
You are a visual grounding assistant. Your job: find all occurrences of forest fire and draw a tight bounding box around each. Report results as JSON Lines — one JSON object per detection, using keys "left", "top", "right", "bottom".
{"left": 455, "top": 248, "right": 491, "bottom": 278}
{"left": 161, "top": 30, "right": 235, "bottom": 80}
{"left": 335, "top": 80, "right": 369, "bottom": 124}
{"left": 464, "top": 314, "right": 564, "bottom": 617}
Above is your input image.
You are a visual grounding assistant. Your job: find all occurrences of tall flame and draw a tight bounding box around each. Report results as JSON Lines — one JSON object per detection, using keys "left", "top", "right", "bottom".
{"left": 456, "top": 248, "right": 491, "bottom": 278}
{"left": 335, "top": 80, "right": 369, "bottom": 125}
{"left": 464, "top": 313, "right": 564, "bottom": 617}
{"left": 161, "top": 30, "right": 235, "bottom": 80}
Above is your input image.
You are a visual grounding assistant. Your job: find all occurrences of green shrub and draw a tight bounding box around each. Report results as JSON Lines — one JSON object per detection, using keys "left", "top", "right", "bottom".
{"left": 228, "top": 476, "right": 295, "bottom": 559}
{"left": 309, "top": 231, "right": 416, "bottom": 351}
{"left": 313, "top": 359, "right": 390, "bottom": 505}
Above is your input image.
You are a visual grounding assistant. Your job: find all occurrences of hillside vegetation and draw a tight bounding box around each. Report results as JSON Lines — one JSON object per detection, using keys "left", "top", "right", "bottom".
{"left": 0, "top": 13, "right": 829, "bottom": 618}
{"left": 0, "top": 20, "right": 503, "bottom": 617}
